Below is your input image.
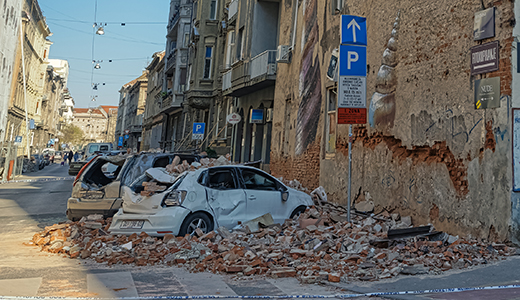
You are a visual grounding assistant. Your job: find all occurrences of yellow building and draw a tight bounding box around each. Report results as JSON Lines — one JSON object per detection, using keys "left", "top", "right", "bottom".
{"left": 5, "top": 0, "right": 51, "bottom": 156}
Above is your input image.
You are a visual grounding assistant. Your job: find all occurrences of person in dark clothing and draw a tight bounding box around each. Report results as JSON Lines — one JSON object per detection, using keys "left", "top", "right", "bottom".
{"left": 68, "top": 150, "right": 73, "bottom": 164}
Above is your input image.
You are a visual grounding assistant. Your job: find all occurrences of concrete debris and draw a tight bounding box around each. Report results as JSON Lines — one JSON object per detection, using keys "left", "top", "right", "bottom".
{"left": 311, "top": 186, "right": 328, "bottom": 203}
{"left": 29, "top": 206, "right": 516, "bottom": 284}
{"left": 355, "top": 200, "right": 375, "bottom": 213}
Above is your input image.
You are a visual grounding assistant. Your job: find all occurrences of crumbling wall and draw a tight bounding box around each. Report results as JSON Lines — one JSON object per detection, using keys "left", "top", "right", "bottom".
{"left": 272, "top": 0, "right": 513, "bottom": 240}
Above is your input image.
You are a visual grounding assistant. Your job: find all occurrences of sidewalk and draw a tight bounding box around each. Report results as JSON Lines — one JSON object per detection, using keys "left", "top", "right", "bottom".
{"left": 326, "top": 255, "right": 520, "bottom": 299}
{"left": 13, "top": 163, "right": 72, "bottom": 182}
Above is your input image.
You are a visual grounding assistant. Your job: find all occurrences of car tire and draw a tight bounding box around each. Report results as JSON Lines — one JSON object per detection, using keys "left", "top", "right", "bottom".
{"left": 178, "top": 212, "right": 213, "bottom": 236}
{"left": 290, "top": 206, "right": 307, "bottom": 219}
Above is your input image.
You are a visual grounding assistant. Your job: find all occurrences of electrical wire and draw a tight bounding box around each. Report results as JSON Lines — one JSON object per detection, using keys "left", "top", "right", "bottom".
{"left": 46, "top": 21, "right": 165, "bottom": 46}
{"left": 46, "top": 18, "right": 166, "bottom": 25}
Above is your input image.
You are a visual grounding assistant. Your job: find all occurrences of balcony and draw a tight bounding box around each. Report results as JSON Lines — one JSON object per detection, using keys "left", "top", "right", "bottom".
{"left": 228, "top": 0, "right": 238, "bottom": 21}
{"left": 222, "top": 69, "right": 232, "bottom": 91}
{"left": 165, "top": 48, "right": 188, "bottom": 74}
{"left": 223, "top": 50, "right": 277, "bottom": 97}
{"left": 166, "top": 49, "right": 177, "bottom": 73}
{"left": 250, "top": 50, "right": 277, "bottom": 80}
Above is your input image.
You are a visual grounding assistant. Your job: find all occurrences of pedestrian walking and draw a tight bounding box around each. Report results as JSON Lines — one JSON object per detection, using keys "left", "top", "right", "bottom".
{"left": 73, "top": 152, "right": 79, "bottom": 162}
{"left": 68, "top": 150, "right": 73, "bottom": 165}
{"left": 62, "top": 153, "right": 67, "bottom": 165}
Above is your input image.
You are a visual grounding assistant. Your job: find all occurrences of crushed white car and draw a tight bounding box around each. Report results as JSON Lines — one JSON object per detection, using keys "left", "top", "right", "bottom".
{"left": 108, "top": 166, "right": 313, "bottom": 237}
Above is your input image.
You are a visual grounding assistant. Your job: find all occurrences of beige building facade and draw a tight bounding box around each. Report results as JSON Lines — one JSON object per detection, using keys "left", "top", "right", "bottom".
{"left": 5, "top": 0, "right": 51, "bottom": 155}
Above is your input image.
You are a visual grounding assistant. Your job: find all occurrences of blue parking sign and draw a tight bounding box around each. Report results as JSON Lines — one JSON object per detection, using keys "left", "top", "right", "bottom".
{"left": 193, "top": 123, "right": 205, "bottom": 134}
{"left": 118, "top": 136, "right": 124, "bottom": 146}
{"left": 192, "top": 123, "right": 205, "bottom": 140}
{"left": 339, "top": 45, "right": 367, "bottom": 77}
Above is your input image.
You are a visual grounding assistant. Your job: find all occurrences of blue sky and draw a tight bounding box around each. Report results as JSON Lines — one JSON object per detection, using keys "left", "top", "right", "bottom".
{"left": 39, "top": 0, "right": 169, "bottom": 108}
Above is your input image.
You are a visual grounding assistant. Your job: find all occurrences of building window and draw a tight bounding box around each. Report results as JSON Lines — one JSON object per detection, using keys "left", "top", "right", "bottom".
{"left": 204, "top": 46, "right": 213, "bottom": 79}
{"left": 225, "top": 30, "right": 235, "bottom": 68}
{"left": 326, "top": 89, "right": 337, "bottom": 154}
{"left": 209, "top": 0, "right": 217, "bottom": 20}
{"left": 183, "top": 23, "right": 190, "bottom": 48}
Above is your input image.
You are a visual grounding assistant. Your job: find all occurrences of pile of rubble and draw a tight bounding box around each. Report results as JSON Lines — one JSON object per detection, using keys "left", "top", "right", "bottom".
{"left": 29, "top": 202, "right": 517, "bottom": 283}
{"left": 165, "top": 154, "right": 232, "bottom": 175}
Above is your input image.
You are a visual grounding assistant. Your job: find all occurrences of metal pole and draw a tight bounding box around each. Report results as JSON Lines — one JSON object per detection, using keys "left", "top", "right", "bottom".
{"left": 20, "top": 17, "right": 30, "bottom": 158}
{"left": 347, "top": 124, "right": 353, "bottom": 223}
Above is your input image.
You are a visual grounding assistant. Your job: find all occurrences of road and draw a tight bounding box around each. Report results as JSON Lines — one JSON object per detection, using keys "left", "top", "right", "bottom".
{"left": 3, "top": 164, "right": 520, "bottom": 299}
{"left": 0, "top": 163, "right": 351, "bottom": 299}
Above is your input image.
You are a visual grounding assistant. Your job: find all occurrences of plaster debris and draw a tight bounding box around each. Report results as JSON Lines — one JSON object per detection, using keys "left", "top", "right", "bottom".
{"left": 29, "top": 198, "right": 517, "bottom": 284}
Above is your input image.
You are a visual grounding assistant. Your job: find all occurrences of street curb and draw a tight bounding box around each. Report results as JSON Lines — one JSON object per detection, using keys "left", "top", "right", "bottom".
{"left": 0, "top": 176, "right": 74, "bottom": 184}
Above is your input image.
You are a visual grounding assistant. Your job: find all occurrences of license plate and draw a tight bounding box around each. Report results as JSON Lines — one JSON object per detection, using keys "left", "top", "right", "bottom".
{"left": 120, "top": 220, "right": 144, "bottom": 229}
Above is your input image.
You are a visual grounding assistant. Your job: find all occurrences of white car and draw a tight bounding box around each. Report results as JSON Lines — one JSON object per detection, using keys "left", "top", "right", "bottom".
{"left": 109, "top": 166, "right": 313, "bottom": 237}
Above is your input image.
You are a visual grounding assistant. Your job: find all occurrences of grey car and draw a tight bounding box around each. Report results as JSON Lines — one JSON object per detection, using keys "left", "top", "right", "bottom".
{"left": 66, "top": 152, "right": 202, "bottom": 220}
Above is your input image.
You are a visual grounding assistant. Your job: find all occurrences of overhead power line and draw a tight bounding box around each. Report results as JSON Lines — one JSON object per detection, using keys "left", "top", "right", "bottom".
{"left": 46, "top": 18, "right": 166, "bottom": 25}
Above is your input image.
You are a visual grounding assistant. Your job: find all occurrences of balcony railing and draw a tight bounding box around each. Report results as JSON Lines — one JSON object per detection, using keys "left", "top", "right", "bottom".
{"left": 228, "top": 0, "right": 238, "bottom": 20}
{"left": 166, "top": 49, "right": 177, "bottom": 71}
{"left": 250, "top": 50, "right": 277, "bottom": 79}
{"left": 222, "top": 69, "right": 232, "bottom": 90}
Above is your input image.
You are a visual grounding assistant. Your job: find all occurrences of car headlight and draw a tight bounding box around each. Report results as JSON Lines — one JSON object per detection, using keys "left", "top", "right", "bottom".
{"left": 163, "top": 190, "right": 187, "bottom": 206}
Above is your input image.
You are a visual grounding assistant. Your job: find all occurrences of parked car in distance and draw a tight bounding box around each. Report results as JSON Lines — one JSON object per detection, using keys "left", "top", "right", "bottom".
{"left": 83, "top": 143, "right": 113, "bottom": 159}
{"left": 31, "top": 154, "right": 45, "bottom": 170}
{"left": 54, "top": 151, "right": 62, "bottom": 160}
{"left": 66, "top": 152, "right": 204, "bottom": 220}
{"left": 108, "top": 165, "right": 313, "bottom": 237}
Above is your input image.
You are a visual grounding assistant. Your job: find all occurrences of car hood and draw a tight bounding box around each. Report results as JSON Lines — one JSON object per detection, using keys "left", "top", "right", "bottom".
{"left": 121, "top": 186, "right": 166, "bottom": 214}
{"left": 287, "top": 187, "right": 314, "bottom": 205}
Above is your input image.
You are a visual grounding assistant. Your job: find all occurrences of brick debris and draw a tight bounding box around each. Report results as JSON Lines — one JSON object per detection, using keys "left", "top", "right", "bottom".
{"left": 29, "top": 201, "right": 517, "bottom": 283}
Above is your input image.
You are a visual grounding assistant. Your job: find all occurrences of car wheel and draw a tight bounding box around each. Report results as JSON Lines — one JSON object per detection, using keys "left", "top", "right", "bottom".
{"left": 290, "top": 206, "right": 307, "bottom": 219}
{"left": 179, "top": 212, "right": 213, "bottom": 236}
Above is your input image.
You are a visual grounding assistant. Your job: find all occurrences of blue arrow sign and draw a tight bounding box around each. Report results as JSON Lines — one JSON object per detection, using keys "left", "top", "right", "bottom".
{"left": 339, "top": 45, "right": 367, "bottom": 76}
{"left": 341, "top": 15, "right": 367, "bottom": 46}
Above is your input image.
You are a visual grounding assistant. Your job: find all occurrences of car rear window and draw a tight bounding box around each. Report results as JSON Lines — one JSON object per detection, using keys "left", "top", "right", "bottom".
{"left": 89, "top": 145, "right": 99, "bottom": 152}
{"left": 100, "top": 145, "right": 109, "bottom": 151}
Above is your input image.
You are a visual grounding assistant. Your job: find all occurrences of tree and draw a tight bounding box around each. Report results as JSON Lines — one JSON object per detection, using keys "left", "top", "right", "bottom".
{"left": 60, "top": 124, "right": 85, "bottom": 147}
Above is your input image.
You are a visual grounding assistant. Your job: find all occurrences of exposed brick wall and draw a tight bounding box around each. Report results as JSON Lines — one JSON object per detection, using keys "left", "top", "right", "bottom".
{"left": 487, "top": 36, "right": 514, "bottom": 96}
{"left": 270, "top": 142, "right": 321, "bottom": 190}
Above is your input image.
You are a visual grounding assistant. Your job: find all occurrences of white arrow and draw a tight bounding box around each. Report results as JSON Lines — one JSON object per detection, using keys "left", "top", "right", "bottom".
{"left": 347, "top": 19, "right": 361, "bottom": 43}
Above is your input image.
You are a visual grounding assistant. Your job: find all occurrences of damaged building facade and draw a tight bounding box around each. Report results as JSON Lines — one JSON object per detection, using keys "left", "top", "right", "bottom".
{"left": 269, "top": 0, "right": 520, "bottom": 243}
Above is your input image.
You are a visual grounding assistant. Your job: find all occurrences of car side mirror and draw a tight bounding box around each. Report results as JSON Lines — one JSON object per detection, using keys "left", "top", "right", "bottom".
{"left": 281, "top": 191, "right": 289, "bottom": 202}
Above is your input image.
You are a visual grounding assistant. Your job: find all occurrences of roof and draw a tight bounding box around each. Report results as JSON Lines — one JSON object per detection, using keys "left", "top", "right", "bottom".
{"left": 73, "top": 108, "right": 103, "bottom": 115}
{"left": 100, "top": 105, "right": 118, "bottom": 114}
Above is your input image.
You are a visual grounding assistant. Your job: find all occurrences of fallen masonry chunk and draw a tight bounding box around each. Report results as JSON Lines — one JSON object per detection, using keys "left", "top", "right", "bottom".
{"left": 387, "top": 225, "right": 432, "bottom": 240}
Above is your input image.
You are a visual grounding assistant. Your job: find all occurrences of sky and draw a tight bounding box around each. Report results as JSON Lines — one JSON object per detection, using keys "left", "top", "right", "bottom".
{"left": 39, "top": 0, "right": 170, "bottom": 108}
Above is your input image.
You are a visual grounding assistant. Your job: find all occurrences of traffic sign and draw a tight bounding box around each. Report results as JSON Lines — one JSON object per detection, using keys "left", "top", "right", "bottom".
{"left": 339, "top": 45, "right": 367, "bottom": 77}
{"left": 14, "top": 136, "right": 22, "bottom": 145}
{"left": 192, "top": 122, "right": 205, "bottom": 140}
{"left": 118, "top": 136, "right": 123, "bottom": 146}
{"left": 341, "top": 15, "right": 367, "bottom": 46}
{"left": 338, "top": 108, "right": 367, "bottom": 124}
{"left": 338, "top": 76, "right": 366, "bottom": 108}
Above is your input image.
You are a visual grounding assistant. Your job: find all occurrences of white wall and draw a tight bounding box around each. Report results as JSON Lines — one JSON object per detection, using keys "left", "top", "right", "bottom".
{"left": 0, "top": 0, "right": 22, "bottom": 141}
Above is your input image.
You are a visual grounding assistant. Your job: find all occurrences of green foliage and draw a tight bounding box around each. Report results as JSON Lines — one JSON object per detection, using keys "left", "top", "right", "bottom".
{"left": 205, "top": 147, "right": 217, "bottom": 158}
{"left": 60, "top": 124, "right": 85, "bottom": 147}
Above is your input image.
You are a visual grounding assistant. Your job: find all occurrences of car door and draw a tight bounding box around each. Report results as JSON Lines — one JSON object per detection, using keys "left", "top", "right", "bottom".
{"left": 202, "top": 167, "right": 247, "bottom": 229}
{"left": 238, "top": 167, "right": 290, "bottom": 224}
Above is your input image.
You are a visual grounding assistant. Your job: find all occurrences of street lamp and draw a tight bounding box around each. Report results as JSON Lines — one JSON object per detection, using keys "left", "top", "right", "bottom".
{"left": 96, "top": 26, "right": 105, "bottom": 35}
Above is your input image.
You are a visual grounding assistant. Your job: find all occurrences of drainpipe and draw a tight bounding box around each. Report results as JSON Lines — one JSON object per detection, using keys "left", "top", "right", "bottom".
{"left": 20, "top": 16, "right": 30, "bottom": 158}
{"left": 290, "top": 0, "right": 299, "bottom": 50}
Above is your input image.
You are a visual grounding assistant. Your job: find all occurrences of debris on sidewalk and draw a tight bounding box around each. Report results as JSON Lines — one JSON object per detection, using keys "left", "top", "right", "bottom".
{"left": 28, "top": 197, "right": 517, "bottom": 284}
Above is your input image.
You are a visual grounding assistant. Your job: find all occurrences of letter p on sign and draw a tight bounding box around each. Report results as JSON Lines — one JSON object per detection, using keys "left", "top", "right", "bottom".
{"left": 347, "top": 51, "right": 359, "bottom": 69}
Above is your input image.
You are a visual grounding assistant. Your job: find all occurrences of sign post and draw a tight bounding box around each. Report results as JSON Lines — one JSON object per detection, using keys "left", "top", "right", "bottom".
{"left": 340, "top": 15, "right": 368, "bottom": 222}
